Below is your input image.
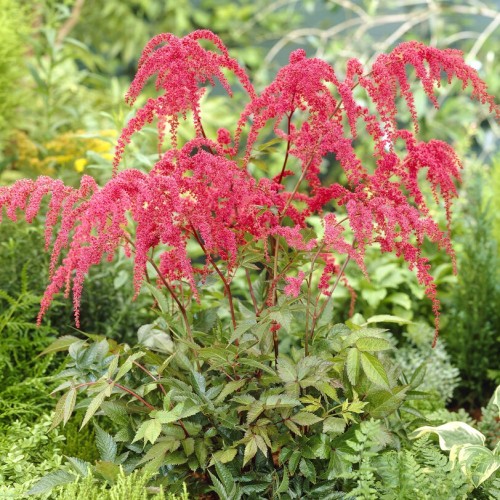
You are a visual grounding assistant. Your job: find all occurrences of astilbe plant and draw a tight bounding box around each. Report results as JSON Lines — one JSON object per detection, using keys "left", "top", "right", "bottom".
{"left": 4, "top": 30, "right": 499, "bottom": 498}
{"left": 1, "top": 31, "right": 497, "bottom": 348}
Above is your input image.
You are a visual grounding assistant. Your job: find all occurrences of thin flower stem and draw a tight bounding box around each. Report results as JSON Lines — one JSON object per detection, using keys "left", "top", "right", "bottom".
{"left": 121, "top": 233, "right": 193, "bottom": 342}
{"left": 246, "top": 268, "right": 259, "bottom": 315}
{"left": 189, "top": 223, "right": 237, "bottom": 330}
{"left": 277, "top": 110, "right": 295, "bottom": 185}
{"left": 310, "top": 252, "right": 352, "bottom": 342}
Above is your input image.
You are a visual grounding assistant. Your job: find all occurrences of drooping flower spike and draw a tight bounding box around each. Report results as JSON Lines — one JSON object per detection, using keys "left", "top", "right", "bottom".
{"left": 1, "top": 31, "right": 498, "bottom": 345}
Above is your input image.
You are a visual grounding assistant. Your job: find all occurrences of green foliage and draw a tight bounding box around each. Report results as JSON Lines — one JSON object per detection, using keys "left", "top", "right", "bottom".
{"left": 443, "top": 168, "right": 500, "bottom": 408}
{"left": 29, "top": 469, "right": 188, "bottom": 499}
{"left": 393, "top": 323, "right": 460, "bottom": 406}
{"left": 0, "top": 0, "right": 29, "bottom": 151}
{"left": 38, "top": 317, "right": 432, "bottom": 497}
{"left": 0, "top": 414, "right": 67, "bottom": 497}
{"left": 0, "top": 218, "right": 154, "bottom": 342}
{"left": 0, "top": 264, "right": 58, "bottom": 422}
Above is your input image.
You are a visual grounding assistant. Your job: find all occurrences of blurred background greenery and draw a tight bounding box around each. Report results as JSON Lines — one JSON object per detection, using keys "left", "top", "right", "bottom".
{"left": 0, "top": 1, "right": 498, "bottom": 467}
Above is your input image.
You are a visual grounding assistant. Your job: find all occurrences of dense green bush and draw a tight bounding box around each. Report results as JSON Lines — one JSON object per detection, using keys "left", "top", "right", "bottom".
{"left": 443, "top": 168, "right": 500, "bottom": 409}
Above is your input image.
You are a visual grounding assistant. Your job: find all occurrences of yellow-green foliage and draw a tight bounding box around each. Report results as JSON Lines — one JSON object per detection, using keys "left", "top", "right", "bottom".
{"left": 0, "top": 0, "right": 29, "bottom": 149}
{"left": 0, "top": 414, "right": 67, "bottom": 497}
{"left": 490, "top": 154, "right": 500, "bottom": 245}
{"left": 51, "top": 470, "right": 189, "bottom": 500}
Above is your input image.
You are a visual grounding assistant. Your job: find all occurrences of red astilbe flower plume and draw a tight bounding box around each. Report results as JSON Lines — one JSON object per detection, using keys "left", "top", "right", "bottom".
{"left": 1, "top": 31, "right": 498, "bottom": 346}
{"left": 358, "top": 41, "right": 500, "bottom": 138}
{"left": 0, "top": 138, "right": 280, "bottom": 326}
{"left": 113, "top": 30, "right": 255, "bottom": 172}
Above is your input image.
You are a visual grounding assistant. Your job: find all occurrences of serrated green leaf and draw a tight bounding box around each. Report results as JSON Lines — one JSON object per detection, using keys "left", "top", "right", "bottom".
{"left": 243, "top": 438, "right": 258, "bottom": 466}
{"left": 246, "top": 403, "right": 264, "bottom": 424}
{"left": 284, "top": 420, "right": 302, "bottom": 436}
{"left": 288, "top": 450, "right": 301, "bottom": 473}
{"left": 346, "top": 348, "right": 360, "bottom": 385}
{"left": 164, "top": 451, "right": 188, "bottom": 465}
{"left": 138, "top": 440, "right": 173, "bottom": 465}
{"left": 52, "top": 389, "right": 76, "bottom": 430}
{"left": 277, "top": 356, "right": 297, "bottom": 383}
{"left": 144, "top": 282, "right": 170, "bottom": 314}
{"left": 115, "top": 351, "right": 145, "bottom": 382}
{"left": 65, "top": 456, "right": 91, "bottom": 477}
{"left": 323, "top": 417, "right": 346, "bottom": 434}
{"left": 229, "top": 318, "right": 257, "bottom": 344}
{"left": 195, "top": 439, "right": 208, "bottom": 468}
{"left": 265, "top": 394, "right": 301, "bottom": 408}
{"left": 133, "top": 419, "right": 162, "bottom": 445}
{"left": 360, "top": 352, "right": 390, "bottom": 388}
{"left": 299, "top": 458, "right": 317, "bottom": 483}
{"left": 182, "top": 437, "right": 195, "bottom": 456}
{"left": 215, "top": 461, "right": 235, "bottom": 492}
{"left": 366, "top": 314, "right": 412, "bottom": 325}
{"left": 239, "top": 357, "right": 276, "bottom": 375}
{"left": 208, "top": 471, "right": 230, "bottom": 500}
{"left": 100, "top": 401, "right": 129, "bottom": 426}
{"left": 276, "top": 467, "right": 289, "bottom": 495}
{"left": 81, "top": 389, "right": 108, "bottom": 428}
{"left": 409, "top": 363, "right": 426, "bottom": 389}
{"left": 317, "top": 381, "right": 339, "bottom": 401}
{"left": 355, "top": 336, "right": 392, "bottom": 352}
{"left": 214, "top": 379, "right": 246, "bottom": 403}
{"left": 210, "top": 448, "right": 238, "bottom": 465}
{"left": 94, "top": 424, "right": 117, "bottom": 462}
{"left": 368, "top": 386, "right": 408, "bottom": 418}
{"left": 94, "top": 461, "right": 120, "bottom": 482}
{"left": 26, "top": 470, "right": 76, "bottom": 495}
{"left": 291, "top": 411, "right": 323, "bottom": 426}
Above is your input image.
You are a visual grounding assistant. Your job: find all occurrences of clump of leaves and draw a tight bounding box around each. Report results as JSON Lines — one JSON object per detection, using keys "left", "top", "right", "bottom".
{"left": 0, "top": 414, "right": 67, "bottom": 497}
{"left": 33, "top": 317, "right": 429, "bottom": 497}
{"left": 393, "top": 323, "right": 460, "bottom": 406}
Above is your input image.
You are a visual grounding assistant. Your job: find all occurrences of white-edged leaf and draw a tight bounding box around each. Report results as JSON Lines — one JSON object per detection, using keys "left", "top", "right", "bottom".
{"left": 410, "top": 422, "right": 486, "bottom": 450}
{"left": 450, "top": 444, "right": 500, "bottom": 488}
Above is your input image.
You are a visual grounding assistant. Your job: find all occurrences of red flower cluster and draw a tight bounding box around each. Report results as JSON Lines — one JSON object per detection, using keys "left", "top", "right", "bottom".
{"left": 1, "top": 32, "right": 497, "bottom": 343}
